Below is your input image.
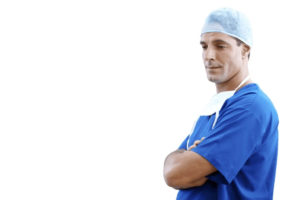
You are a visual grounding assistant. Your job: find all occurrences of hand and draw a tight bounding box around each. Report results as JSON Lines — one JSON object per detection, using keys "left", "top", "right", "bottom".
{"left": 187, "top": 137, "right": 205, "bottom": 151}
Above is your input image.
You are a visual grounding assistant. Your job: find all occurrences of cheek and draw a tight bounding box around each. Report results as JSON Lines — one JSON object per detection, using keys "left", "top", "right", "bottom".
{"left": 216, "top": 54, "right": 229, "bottom": 69}
{"left": 221, "top": 53, "right": 240, "bottom": 72}
{"left": 202, "top": 51, "right": 206, "bottom": 61}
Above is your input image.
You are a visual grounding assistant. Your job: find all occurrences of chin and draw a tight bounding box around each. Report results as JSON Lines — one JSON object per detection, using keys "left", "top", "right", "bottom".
{"left": 207, "top": 75, "right": 220, "bottom": 83}
{"left": 207, "top": 74, "right": 226, "bottom": 84}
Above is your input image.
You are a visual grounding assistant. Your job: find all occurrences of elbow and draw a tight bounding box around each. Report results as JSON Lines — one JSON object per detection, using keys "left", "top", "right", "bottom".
{"left": 163, "top": 158, "right": 180, "bottom": 188}
{"left": 163, "top": 150, "right": 208, "bottom": 189}
{"left": 164, "top": 168, "right": 208, "bottom": 189}
{"left": 163, "top": 166, "right": 190, "bottom": 189}
{"left": 164, "top": 170, "right": 181, "bottom": 188}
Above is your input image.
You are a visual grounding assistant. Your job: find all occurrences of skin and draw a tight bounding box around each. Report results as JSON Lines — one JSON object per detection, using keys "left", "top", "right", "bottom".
{"left": 163, "top": 32, "right": 252, "bottom": 189}
{"left": 201, "top": 32, "right": 252, "bottom": 93}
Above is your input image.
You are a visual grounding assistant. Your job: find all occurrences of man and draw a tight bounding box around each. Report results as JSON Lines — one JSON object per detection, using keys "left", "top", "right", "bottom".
{"left": 163, "top": 8, "right": 279, "bottom": 200}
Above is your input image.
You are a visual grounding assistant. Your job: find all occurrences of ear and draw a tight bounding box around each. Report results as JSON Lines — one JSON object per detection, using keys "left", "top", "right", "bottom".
{"left": 242, "top": 44, "right": 250, "bottom": 59}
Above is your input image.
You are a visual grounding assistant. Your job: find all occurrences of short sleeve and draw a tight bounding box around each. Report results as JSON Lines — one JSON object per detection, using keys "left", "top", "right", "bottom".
{"left": 191, "top": 108, "right": 263, "bottom": 184}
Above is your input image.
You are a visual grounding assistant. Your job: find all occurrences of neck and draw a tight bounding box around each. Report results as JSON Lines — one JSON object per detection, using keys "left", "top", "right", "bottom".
{"left": 215, "top": 70, "right": 252, "bottom": 93}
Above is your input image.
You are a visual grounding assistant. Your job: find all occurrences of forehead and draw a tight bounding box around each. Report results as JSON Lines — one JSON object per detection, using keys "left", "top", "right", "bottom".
{"left": 201, "top": 32, "right": 236, "bottom": 44}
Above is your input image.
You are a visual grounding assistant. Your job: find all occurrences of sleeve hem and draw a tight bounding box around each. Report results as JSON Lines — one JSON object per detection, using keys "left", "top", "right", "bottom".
{"left": 191, "top": 148, "right": 235, "bottom": 184}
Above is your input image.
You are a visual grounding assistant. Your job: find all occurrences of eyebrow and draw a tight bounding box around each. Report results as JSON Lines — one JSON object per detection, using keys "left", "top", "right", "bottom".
{"left": 200, "top": 39, "right": 230, "bottom": 45}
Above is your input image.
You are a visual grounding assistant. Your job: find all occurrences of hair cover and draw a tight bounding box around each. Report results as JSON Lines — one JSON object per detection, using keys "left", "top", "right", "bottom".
{"left": 201, "top": 8, "right": 253, "bottom": 47}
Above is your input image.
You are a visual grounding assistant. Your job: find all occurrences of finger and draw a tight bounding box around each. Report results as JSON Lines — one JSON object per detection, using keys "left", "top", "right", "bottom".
{"left": 187, "top": 144, "right": 196, "bottom": 151}
{"left": 194, "top": 140, "right": 201, "bottom": 145}
{"left": 195, "top": 137, "right": 205, "bottom": 145}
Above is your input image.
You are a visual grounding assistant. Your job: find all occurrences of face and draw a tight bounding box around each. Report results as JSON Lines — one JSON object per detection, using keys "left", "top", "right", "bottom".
{"left": 200, "top": 32, "right": 246, "bottom": 84}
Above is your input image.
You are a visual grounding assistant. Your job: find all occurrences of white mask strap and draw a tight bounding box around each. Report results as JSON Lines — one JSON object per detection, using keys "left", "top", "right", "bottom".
{"left": 212, "top": 75, "right": 250, "bottom": 129}
{"left": 234, "top": 75, "right": 250, "bottom": 92}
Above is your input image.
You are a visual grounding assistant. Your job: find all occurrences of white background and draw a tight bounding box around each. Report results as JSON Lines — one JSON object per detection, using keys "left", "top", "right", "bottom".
{"left": 0, "top": 0, "right": 299, "bottom": 199}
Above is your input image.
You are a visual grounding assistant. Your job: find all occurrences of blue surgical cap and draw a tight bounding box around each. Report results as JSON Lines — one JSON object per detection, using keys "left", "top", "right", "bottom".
{"left": 201, "top": 8, "right": 253, "bottom": 47}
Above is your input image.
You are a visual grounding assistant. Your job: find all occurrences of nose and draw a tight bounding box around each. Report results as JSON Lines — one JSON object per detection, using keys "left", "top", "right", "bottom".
{"left": 203, "top": 46, "right": 215, "bottom": 61}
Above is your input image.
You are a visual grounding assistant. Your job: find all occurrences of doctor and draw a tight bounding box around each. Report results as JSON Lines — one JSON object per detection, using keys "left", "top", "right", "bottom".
{"left": 163, "top": 8, "right": 279, "bottom": 200}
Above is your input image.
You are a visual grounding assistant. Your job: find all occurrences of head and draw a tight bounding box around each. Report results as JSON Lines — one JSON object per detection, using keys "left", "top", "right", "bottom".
{"left": 201, "top": 32, "right": 250, "bottom": 83}
{"left": 200, "top": 8, "right": 252, "bottom": 85}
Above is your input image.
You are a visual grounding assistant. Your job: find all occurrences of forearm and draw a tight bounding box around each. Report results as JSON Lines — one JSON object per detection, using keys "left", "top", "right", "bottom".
{"left": 163, "top": 149, "right": 208, "bottom": 189}
{"left": 172, "top": 176, "right": 208, "bottom": 190}
{"left": 179, "top": 177, "right": 208, "bottom": 189}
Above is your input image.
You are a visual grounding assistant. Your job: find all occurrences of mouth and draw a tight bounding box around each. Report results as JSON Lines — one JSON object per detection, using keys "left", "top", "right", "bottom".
{"left": 206, "top": 66, "right": 221, "bottom": 70}
{"left": 205, "top": 64, "right": 221, "bottom": 69}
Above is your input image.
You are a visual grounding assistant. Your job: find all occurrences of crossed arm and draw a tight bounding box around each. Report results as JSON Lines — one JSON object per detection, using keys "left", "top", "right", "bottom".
{"left": 163, "top": 140, "right": 217, "bottom": 189}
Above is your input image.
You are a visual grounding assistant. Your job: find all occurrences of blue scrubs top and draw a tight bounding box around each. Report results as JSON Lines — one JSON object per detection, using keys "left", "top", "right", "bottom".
{"left": 177, "top": 84, "right": 279, "bottom": 200}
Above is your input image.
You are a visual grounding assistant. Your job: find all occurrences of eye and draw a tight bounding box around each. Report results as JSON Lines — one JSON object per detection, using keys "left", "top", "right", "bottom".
{"left": 201, "top": 45, "right": 207, "bottom": 50}
{"left": 217, "top": 45, "right": 226, "bottom": 49}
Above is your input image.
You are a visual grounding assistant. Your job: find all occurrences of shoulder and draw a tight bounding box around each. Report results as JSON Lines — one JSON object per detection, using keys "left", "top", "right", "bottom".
{"left": 218, "top": 83, "right": 279, "bottom": 144}
{"left": 223, "top": 83, "right": 279, "bottom": 124}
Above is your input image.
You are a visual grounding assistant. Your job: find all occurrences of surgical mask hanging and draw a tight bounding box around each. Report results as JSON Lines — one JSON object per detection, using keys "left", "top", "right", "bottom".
{"left": 186, "top": 76, "right": 250, "bottom": 149}
{"left": 204, "top": 75, "right": 251, "bottom": 129}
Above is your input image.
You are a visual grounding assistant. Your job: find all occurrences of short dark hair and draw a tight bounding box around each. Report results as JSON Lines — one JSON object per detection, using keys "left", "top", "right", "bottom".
{"left": 235, "top": 38, "right": 250, "bottom": 59}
